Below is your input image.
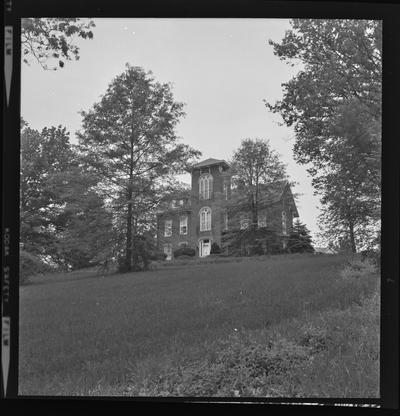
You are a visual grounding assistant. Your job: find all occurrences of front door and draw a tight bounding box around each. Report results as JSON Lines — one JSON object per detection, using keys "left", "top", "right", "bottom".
{"left": 164, "top": 243, "right": 172, "bottom": 260}
{"left": 200, "top": 239, "right": 211, "bottom": 257}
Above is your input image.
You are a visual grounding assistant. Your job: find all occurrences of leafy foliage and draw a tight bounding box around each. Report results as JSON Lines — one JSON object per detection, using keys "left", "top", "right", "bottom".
{"left": 221, "top": 228, "right": 282, "bottom": 257}
{"left": 266, "top": 20, "right": 381, "bottom": 252}
{"left": 219, "top": 139, "right": 290, "bottom": 256}
{"left": 287, "top": 219, "right": 314, "bottom": 253}
{"left": 22, "top": 18, "right": 95, "bottom": 70}
{"left": 173, "top": 247, "right": 196, "bottom": 258}
{"left": 210, "top": 242, "right": 222, "bottom": 255}
{"left": 19, "top": 250, "right": 54, "bottom": 285}
{"left": 78, "top": 64, "right": 201, "bottom": 271}
{"left": 20, "top": 121, "right": 115, "bottom": 270}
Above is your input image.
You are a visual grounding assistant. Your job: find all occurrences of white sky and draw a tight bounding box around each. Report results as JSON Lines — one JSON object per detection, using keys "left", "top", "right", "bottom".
{"left": 21, "top": 18, "right": 322, "bottom": 243}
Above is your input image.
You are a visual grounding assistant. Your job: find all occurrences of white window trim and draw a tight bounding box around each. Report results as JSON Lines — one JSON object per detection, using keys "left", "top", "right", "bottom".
{"left": 199, "top": 174, "right": 213, "bottom": 200}
{"left": 164, "top": 243, "right": 172, "bottom": 260}
{"left": 180, "top": 215, "right": 188, "bottom": 235}
{"left": 199, "top": 207, "right": 212, "bottom": 231}
{"left": 164, "top": 219, "right": 172, "bottom": 237}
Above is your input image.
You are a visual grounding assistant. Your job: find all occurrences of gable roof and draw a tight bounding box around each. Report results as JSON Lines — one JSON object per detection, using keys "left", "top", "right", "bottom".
{"left": 251, "top": 180, "right": 299, "bottom": 217}
{"left": 192, "top": 158, "right": 230, "bottom": 169}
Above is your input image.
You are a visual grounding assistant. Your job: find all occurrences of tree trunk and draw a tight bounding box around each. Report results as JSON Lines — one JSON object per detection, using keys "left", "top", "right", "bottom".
{"left": 132, "top": 217, "right": 140, "bottom": 271}
{"left": 348, "top": 220, "right": 357, "bottom": 253}
{"left": 124, "top": 112, "right": 136, "bottom": 271}
{"left": 125, "top": 187, "right": 133, "bottom": 271}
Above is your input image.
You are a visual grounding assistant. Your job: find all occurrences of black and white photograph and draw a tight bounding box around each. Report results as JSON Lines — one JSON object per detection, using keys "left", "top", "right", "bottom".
{"left": 3, "top": 1, "right": 398, "bottom": 406}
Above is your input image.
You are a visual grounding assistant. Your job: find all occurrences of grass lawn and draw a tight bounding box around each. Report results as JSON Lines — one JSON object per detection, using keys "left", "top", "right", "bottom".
{"left": 19, "top": 254, "right": 379, "bottom": 396}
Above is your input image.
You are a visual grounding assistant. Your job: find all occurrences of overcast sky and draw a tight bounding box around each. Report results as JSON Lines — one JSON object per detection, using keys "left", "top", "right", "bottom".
{"left": 21, "top": 18, "right": 322, "bottom": 243}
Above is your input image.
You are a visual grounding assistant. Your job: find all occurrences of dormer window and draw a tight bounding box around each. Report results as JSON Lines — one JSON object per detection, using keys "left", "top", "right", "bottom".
{"left": 199, "top": 174, "right": 213, "bottom": 200}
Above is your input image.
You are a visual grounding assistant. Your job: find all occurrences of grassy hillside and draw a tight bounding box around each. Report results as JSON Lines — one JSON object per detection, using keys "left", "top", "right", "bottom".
{"left": 19, "top": 254, "right": 379, "bottom": 396}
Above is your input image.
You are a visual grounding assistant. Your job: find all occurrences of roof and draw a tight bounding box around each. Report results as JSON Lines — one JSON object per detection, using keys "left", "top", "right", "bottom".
{"left": 257, "top": 180, "right": 289, "bottom": 203}
{"left": 251, "top": 180, "right": 299, "bottom": 217}
{"left": 192, "top": 158, "right": 230, "bottom": 169}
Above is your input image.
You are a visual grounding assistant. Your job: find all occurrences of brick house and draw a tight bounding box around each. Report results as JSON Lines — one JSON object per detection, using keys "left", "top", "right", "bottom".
{"left": 156, "top": 158, "right": 299, "bottom": 259}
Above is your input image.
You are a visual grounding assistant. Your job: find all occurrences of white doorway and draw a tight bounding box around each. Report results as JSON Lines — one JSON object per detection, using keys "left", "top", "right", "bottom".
{"left": 164, "top": 243, "right": 172, "bottom": 260}
{"left": 199, "top": 239, "right": 211, "bottom": 257}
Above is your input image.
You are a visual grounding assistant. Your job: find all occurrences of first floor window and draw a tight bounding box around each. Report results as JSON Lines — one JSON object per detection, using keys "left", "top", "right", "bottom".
{"left": 164, "top": 243, "right": 172, "bottom": 260}
{"left": 200, "top": 207, "right": 211, "bottom": 231}
{"left": 164, "top": 219, "right": 172, "bottom": 237}
{"left": 282, "top": 211, "right": 287, "bottom": 235}
{"left": 179, "top": 242, "right": 188, "bottom": 248}
{"left": 240, "top": 214, "right": 249, "bottom": 230}
{"left": 258, "top": 214, "right": 267, "bottom": 228}
{"left": 180, "top": 215, "right": 188, "bottom": 235}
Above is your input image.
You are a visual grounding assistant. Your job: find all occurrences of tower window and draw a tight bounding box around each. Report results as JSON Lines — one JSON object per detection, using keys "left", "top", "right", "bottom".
{"left": 199, "top": 174, "right": 213, "bottom": 200}
{"left": 199, "top": 207, "right": 211, "bottom": 231}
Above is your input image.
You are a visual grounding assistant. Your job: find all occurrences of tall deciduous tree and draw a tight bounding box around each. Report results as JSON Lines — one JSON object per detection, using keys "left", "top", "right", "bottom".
{"left": 77, "top": 64, "right": 201, "bottom": 271}
{"left": 266, "top": 19, "right": 381, "bottom": 252}
{"left": 20, "top": 121, "right": 114, "bottom": 270}
{"left": 22, "top": 18, "right": 95, "bottom": 70}
{"left": 221, "top": 138, "right": 290, "bottom": 256}
{"left": 20, "top": 123, "right": 75, "bottom": 257}
{"left": 230, "top": 138, "right": 288, "bottom": 230}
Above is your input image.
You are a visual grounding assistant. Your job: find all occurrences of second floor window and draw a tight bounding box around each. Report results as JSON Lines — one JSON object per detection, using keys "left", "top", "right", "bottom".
{"left": 180, "top": 216, "right": 188, "bottom": 235}
{"left": 199, "top": 174, "right": 213, "bottom": 200}
{"left": 200, "top": 207, "right": 211, "bottom": 231}
{"left": 164, "top": 219, "right": 172, "bottom": 237}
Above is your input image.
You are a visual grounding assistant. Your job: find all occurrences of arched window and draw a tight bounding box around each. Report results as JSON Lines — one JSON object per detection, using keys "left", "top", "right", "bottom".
{"left": 199, "top": 207, "right": 212, "bottom": 231}
{"left": 282, "top": 211, "right": 287, "bottom": 235}
{"left": 199, "top": 174, "right": 213, "bottom": 200}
